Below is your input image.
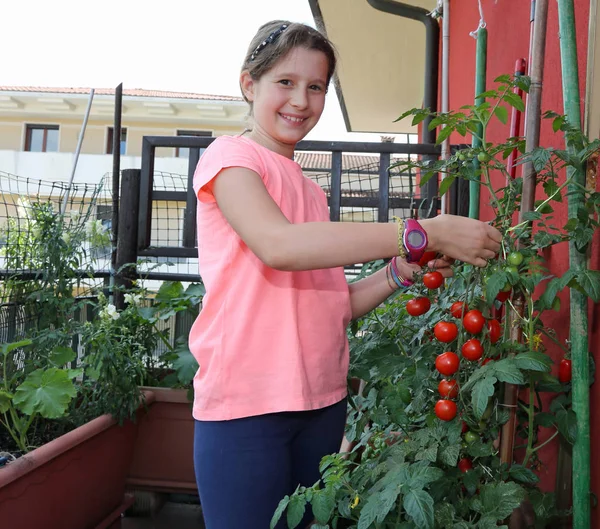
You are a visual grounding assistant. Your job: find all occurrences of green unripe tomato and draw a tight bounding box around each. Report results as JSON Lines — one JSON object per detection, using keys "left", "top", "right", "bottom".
{"left": 464, "top": 431, "right": 479, "bottom": 444}
{"left": 458, "top": 154, "right": 466, "bottom": 161}
{"left": 477, "top": 152, "right": 491, "bottom": 162}
{"left": 505, "top": 265, "right": 519, "bottom": 276}
{"left": 507, "top": 251, "right": 524, "bottom": 267}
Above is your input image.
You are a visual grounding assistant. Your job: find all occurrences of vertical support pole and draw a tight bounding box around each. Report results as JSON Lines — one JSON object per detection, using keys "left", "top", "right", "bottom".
{"left": 182, "top": 148, "right": 200, "bottom": 248}
{"left": 557, "top": 2, "right": 590, "bottom": 528}
{"left": 111, "top": 83, "right": 123, "bottom": 273}
{"left": 378, "top": 152, "right": 391, "bottom": 223}
{"left": 469, "top": 27, "right": 487, "bottom": 219}
{"left": 330, "top": 151, "right": 342, "bottom": 222}
{"left": 114, "top": 169, "right": 140, "bottom": 311}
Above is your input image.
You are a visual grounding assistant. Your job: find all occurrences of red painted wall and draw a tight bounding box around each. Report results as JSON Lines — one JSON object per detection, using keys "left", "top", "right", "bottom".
{"left": 444, "top": 0, "right": 595, "bottom": 517}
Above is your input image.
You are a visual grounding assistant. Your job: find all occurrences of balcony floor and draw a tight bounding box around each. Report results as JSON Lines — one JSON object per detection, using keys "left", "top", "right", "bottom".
{"left": 122, "top": 501, "right": 205, "bottom": 529}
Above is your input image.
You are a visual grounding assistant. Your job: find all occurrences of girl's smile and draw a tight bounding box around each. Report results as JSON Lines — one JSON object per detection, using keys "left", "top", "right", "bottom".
{"left": 240, "top": 46, "right": 329, "bottom": 158}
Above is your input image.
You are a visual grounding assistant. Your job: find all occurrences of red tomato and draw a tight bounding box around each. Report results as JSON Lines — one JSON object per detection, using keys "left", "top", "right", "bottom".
{"left": 438, "top": 379, "right": 459, "bottom": 399}
{"left": 461, "top": 339, "right": 484, "bottom": 361}
{"left": 496, "top": 289, "right": 511, "bottom": 303}
{"left": 418, "top": 250, "right": 438, "bottom": 267}
{"left": 423, "top": 271, "right": 444, "bottom": 290}
{"left": 458, "top": 458, "right": 473, "bottom": 473}
{"left": 450, "top": 301, "right": 468, "bottom": 319}
{"left": 434, "top": 321, "right": 458, "bottom": 343}
{"left": 434, "top": 399, "right": 457, "bottom": 421}
{"left": 435, "top": 352, "right": 460, "bottom": 376}
{"left": 487, "top": 319, "right": 501, "bottom": 344}
{"left": 559, "top": 358, "right": 572, "bottom": 383}
{"left": 461, "top": 421, "right": 469, "bottom": 434}
{"left": 463, "top": 310, "right": 485, "bottom": 334}
{"left": 406, "top": 297, "right": 431, "bottom": 317}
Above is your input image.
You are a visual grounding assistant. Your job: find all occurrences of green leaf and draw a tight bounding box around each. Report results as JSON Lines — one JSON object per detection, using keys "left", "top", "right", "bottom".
{"left": 503, "top": 92, "right": 525, "bottom": 112}
{"left": 492, "top": 359, "right": 526, "bottom": 385}
{"left": 471, "top": 377, "right": 497, "bottom": 420}
{"left": 419, "top": 170, "right": 437, "bottom": 187}
{"left": 311, "top": 487, "right": 336, "bottom": 525}
{"left": 513, "top": 351, "right": 553, "bottom": 372}
{"left": 416, "top": 444, "right": 439, "bottom": 463}
{"left": 0, "top": 390, "right": 14, "bottom": 413}
{"left": 534, "top": 411, "right": 557, "bottom": 428}
{"left": 556, "top": 409, "right": 577, "bottom": 444}
{"left": 1, "top": 339, "right": 32, "bottom": 356}
{"left": 270, "top": 496, "right": 289, "bottom": 529}
{"left": 576, "top": 269, "right": 600, "bottom": 302}
{"left": 156, "top": 281, "right": 184, "bottom": 303}
{"left": 439, "top": 175, "right": 456, "bottom": 197}
{"left": 287, "top": 494, "right": 307, "bottom": 529}
{"left": 543, "top": 179, "right": 562, "bottom": 202}
{"left": 494, "top": 106, "right": 509, "bottom": 125}
{"left": 485, "top": 271, "right": 508, "bottom": 306}
{"left": 438, "top": 444, "right": 461, "bottom": 467}
{"left": 403, "top": 489, "right": 435, "bottom": 529}
{"left": 407, "top": 461, "right": 444, "bottom": 489}
{"left": 479, "top": 481, "right": 527, "bottom": 521}
{"left": 509, "top": 464, "right": 540, "bottom": 484}
{"left": 172, "top": 345, "right": 199, "bottom": 385}
{"left": 48, "top": 346, "right": 76, "bottom": 367}
{"left": 539, "top": 270, "right": 576, "bottom": 310}
{"left": 435, "top": 125, "right": 453, "bottom": 146}
{"left": 13, "top": 368, "right": 77, "bottom": 419}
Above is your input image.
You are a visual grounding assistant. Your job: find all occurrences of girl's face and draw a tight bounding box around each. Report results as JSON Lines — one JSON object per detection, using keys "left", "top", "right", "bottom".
{"left": 241, "top": 46, "right": 329, "bottom": 158}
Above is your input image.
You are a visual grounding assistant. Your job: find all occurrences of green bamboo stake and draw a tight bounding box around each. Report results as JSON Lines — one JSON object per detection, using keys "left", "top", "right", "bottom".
{"left": 469, "top": 27, "right": 487, "bottom": 219}
{"left": 557, "top": 1, "right": 590, "bottom": 527}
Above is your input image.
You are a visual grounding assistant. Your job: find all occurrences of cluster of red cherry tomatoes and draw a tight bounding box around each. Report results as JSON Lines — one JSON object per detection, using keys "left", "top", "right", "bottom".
{"left": 405, "top": 272, "right": 503, "bottom": 424}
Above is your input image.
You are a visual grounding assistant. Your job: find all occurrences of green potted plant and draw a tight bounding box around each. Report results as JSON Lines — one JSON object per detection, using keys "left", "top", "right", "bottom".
{"left": 0, "top": 199, "right": 150, "bottom": 529}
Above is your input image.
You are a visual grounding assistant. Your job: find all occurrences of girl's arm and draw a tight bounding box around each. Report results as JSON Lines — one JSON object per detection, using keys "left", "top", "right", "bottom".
{"left": 348, "top": 257, "right": 453, "bottom": 320}
{"left": 211, "top": 167, "right": 501, "bottom": 270}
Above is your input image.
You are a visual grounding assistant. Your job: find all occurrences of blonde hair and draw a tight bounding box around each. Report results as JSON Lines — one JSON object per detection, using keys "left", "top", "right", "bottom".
{"left": 240, "top": 20, "right": 337, "bottom": 109}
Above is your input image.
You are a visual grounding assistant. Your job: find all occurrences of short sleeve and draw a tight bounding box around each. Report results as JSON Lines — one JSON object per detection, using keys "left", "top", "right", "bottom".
{"left": 193, "top": 136, "right": 264, "bottom": 204}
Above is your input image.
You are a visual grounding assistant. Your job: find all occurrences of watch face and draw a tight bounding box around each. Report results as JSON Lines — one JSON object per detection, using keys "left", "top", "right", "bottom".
{"left": 407, "top": 230, "right": 426, "bottom": 248}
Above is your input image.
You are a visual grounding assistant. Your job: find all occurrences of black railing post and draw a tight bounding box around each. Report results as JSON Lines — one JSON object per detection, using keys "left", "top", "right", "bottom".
{"left": 378, "top": 152, "right": 391, "bottom": 222}
{"left": 330, "top": 151, "right": 342, "bottom": 221}
{"left": 183, "top": 148, "right": 200, "bottom": 247}
{"left": 115, "top": 169, "right": 141, "bottom": 310}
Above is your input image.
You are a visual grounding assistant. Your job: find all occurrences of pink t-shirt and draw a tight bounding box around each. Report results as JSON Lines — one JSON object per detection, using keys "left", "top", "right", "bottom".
{"left": 189, "top": 135, "right": 352, "bottom": 421}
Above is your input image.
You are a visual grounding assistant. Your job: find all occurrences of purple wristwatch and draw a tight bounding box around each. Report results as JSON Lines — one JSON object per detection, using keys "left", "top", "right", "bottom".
{"left": 403, "top": 219, "right": 428, "bottom": 263}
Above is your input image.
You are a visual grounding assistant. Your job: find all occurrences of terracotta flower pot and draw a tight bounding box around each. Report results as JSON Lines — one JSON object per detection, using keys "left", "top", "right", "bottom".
{"left": 126, "top": 387, "right": 197, "bottom": 495}
{"left": 0, "top": 391, "right": 155, "bottom": 529}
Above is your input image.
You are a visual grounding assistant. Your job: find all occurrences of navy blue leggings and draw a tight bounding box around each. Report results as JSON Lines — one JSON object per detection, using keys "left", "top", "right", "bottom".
{"left": 193, "top": 398, "right": 347, "bottom": 529}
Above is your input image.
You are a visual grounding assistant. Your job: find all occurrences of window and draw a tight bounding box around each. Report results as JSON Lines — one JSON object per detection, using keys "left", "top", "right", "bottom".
{"left": 106, "top": 127, "right": 127, "bottom": 155}
{"left": 175, "top": 130, "right": 211, "bottom": 158}
{"left": 25, "top": 125, "right": 59, "bottom": 152}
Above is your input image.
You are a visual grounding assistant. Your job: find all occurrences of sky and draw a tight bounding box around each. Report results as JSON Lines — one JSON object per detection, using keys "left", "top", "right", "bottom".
{"left": 4, "top": 0, "right": 411, "bottom": 143}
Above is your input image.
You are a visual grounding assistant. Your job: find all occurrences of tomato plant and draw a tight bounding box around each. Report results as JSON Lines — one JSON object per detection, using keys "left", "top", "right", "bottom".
{"left": 435, "top": 351, "right": 460, "bottom": 376}
{"left": 406, "top": 296, "right": 431, "bottom": 316}
{"left": 461, "top": 338, "right": 484, "bottom": 361}
{"left": 559, "top": 358, "right": 572, "bottom": 383}
{"left": 274, "top": 75, "right": 599, "bottom": 529}
{"left": 434, "top": 321, "right": 458, "bottom": 343}
{"left": 435, "top": 399, "right": 457, "bottom": 421}
{"left": 438, "top": 379, "right": 459, "bottom": 399}
{"left": 450, "top": 301, "right": 468, "bottom": 319}
{"left": 423, "top": 271, "right": 444, "bottom": 289}
{"left": 463, "top": 310, "right": 485, "bottom": 334}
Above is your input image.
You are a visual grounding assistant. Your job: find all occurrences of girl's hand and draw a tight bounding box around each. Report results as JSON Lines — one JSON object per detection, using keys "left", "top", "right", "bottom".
{"left": 425, "top": 255, "right": 454, "bottom": 278}
{"left": 394, "top": 257, "right": 422, "bottom": 283}
{"left": 421, "top": 215, "right": 502, "bottom": 268}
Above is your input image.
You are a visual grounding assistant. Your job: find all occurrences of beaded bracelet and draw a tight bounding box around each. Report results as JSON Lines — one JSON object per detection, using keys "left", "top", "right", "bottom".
{"left": 393, "top": 216, "right": 407, "bottom": 260}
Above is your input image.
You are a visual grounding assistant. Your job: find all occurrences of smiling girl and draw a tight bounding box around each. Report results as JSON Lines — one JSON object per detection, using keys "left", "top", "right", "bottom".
{"left": 189, "top": 20, "right": 502, "bottom": 529}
